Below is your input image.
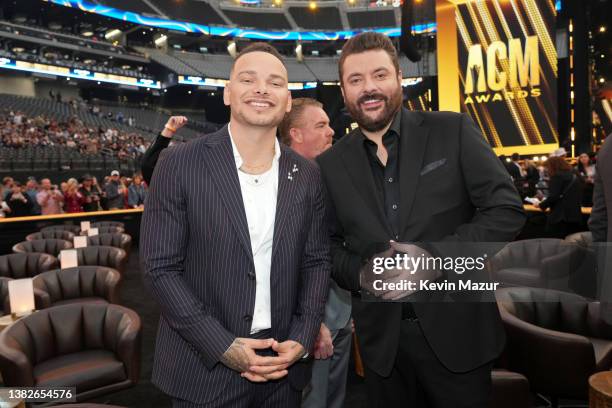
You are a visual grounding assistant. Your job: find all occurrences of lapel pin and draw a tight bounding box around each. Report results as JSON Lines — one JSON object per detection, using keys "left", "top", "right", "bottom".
{"left": 292, "top": 164, "right": 299, "bottom": 173}
{"left": 287, "top": 172, "right": 293, "bottom": 181}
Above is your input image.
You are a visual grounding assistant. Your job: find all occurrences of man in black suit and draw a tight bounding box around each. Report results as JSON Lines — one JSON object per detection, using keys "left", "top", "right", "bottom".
{"left": 316, "top": 32, "right": 525, "bottom": 407}
{"left": 589, "top": 135, "right": 612, "bottom": 322}
{"left": 140, "top": 43, "right": 330, "bottom": 407}
{"left": 590, "top": 136, "right": 611, "bottom": 242}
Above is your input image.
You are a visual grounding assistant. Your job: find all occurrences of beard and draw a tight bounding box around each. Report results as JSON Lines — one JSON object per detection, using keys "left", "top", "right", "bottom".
{"left": 345, "top": 86, "right": 403, "bottom": 132}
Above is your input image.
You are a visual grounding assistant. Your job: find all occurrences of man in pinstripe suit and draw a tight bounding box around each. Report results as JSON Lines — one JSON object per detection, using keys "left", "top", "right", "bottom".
{"left": 140, "top": 43, "right": 331, "bottom": 407}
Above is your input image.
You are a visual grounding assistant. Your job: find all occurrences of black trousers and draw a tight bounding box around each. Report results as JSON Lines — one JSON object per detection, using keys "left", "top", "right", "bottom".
{"left": 365, "top": 319, "right": 493, "bottom": 408}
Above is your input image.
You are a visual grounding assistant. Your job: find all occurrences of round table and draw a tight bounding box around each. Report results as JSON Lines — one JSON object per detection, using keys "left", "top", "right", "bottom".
{"left": 589, "top": 371, "right": 612, "bottom": 407}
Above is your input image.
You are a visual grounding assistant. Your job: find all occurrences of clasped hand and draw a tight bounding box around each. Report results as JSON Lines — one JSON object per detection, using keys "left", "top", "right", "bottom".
{"left": 360, "top": 241, "right": 441, "bottom": 300}
{"left": 221, "top": 337, "right": 305, "bottom": 382}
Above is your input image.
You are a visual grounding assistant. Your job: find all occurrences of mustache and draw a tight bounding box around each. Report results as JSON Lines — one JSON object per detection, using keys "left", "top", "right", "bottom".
{"left": 357, "top": 93, "right": 388, "bottom": 105}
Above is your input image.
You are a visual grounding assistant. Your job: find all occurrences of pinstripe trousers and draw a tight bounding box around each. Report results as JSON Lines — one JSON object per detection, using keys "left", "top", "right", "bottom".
{"left": 171, "top": 330, "right": 301, "bottom": 408}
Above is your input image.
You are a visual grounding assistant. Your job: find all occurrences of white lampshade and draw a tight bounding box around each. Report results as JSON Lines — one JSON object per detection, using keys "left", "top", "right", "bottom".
{"left": 8, "top": 279, "right": 35, "bottom": 317}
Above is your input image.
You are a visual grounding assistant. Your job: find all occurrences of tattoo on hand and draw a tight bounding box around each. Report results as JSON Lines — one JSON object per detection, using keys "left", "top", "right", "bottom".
{"left": 221, "top": 339, "right": 250, "bottom": 372}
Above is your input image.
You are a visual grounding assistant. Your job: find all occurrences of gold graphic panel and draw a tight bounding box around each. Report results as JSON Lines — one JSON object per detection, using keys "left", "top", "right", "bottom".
{"left": 436, "top": 0, "right": 558, "bottom": 155}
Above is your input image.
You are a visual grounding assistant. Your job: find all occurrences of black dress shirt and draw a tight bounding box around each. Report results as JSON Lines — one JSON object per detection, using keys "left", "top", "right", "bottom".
{"left": 360, "top": 110, "right": 402, "bottom": 240}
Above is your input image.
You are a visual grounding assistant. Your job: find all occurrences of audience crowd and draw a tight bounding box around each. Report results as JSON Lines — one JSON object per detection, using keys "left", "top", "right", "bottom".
{"left": 1, "top": 110, "right": 150, "bottom": 160}
{"left": 0, "top": 171, "right": 148, "bottom": 218}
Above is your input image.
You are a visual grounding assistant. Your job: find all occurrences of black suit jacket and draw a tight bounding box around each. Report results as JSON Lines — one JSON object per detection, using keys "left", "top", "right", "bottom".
{"left": 589, "top": 137, "right": 611, "bottom": 242}
{"left": 539, "top": 171, "right": 582, "bottom": 225}
{"left": 316, "top": 108, "right": 525, "bottom": 375}
{"left": 140, "top": 125, "right": 331, "bottom": 403}
{"left": 141, "top": 133, "right": 171, "bottom": 185}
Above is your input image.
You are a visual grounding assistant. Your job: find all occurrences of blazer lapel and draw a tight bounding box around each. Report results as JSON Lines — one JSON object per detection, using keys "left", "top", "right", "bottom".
{"left": 272, "top": 146, "right": 299, "bottom": 261}
{"left": 202, "top": 127, "right": 253, "bottom": 260}
{"left": 341, "top": 134, "right": 391, "bottom": 236}
{"left": 398, "top": 109, "right": 430, "bottom": 234}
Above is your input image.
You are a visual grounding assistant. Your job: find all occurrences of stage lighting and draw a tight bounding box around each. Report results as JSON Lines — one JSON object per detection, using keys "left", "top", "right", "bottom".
{"left": 295, "top": 43, "right": 304, "bottom": 62}
{"left": 600, "top": 26, "right": 606, "bottom": 33}
{"left": 154, "top": 34, "right": 168, "bottom": 48}
{"left": 309, "top": 1, "right": 317, "bottom": 10}
{"left": 227, "top": 40, "right": 237, "bottom": 59}
{"left": 600, "top": 78, "right": 605, "bottom": 83}
{"left": 105, "top": 29, "right": 122, "bottom": 41}
{"left": 273, "top": 0, "right": 282, "bottom": 5}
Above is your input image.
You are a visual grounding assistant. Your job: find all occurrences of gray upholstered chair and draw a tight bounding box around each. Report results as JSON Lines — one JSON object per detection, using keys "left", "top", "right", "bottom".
{"left": 496, "top": 287, "right": 612, "bottom": 403}
{"left": 32, "top": 266, "right": 122, "bottom": 309}
{"left": 12, "top": 239, "right": 73, "bottom": 257}
{"left": 86, "top": 233, "right": 132, "bottom": 254}
{"left": 26, "top": 230, "right": 76, "bottom": 242}
{"left": 0, "top": 303, "right": 141, "bottom": 401}
{"left": 40, "top": 225, "right": 81, "bottom": 234}
{"left": 0, "top": 253, "right": 58, "bottom": 278}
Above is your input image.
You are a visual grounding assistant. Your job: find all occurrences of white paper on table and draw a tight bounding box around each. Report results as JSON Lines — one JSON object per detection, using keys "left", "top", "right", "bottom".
{"left": 60, "top": 249, "right": 78, "bottom": 269}
{"left": 81, "top": 221, "right": 91, "bottom": 231}
{"left": 74, "top": 235, "right": 88, "bottom": 248}
{"left": 8, "top": 279, "right": 35, "bottom": 315}
{"left": 524, "top": 197, "right": 541, "bottom": 206}
{"left": 87, "top": 228, "right": 99, "bottom": 237}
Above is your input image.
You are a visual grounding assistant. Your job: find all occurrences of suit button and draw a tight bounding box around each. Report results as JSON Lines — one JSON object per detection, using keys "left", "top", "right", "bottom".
{"left": 247, "top": 271, "right": 256, "bottom": 280}
{"left": 243, "top": 315, "right": 252, "bottom": 322}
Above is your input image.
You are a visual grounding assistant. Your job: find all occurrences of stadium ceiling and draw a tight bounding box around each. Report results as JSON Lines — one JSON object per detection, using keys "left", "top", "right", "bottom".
{"left": 42, "top": 0, "right": 436, "bottom": 41}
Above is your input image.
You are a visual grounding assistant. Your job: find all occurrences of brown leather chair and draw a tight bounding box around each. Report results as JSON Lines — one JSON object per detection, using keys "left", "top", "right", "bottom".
{"left": 12, "top": 239, "right": 73, "bottom": 257}
{"left": 0, "top": 303, "right": 141, "bottom": 401}
{"left": 91, "top": 221, "right": 125, "bottom": 229}
{"left": 496, "top": 287, "right": 612, "bottom": 402}
{"left": 0, "top": 253, "right": 58, "bottom": 279}
{"left": 489, "top": 239, "right": 585, "bottom": 291}
{"left": 32, "top": 266, "right": 121, "bottom": 309}
{"left": 79, "top": 226, "right": 125, "bottom": 236}
{"left": 86, "top": 233, "right": 132, "bottom": 254}
{"left": 490, "top": 369, "right": 533, "bottom": 408}
{"left": 62, "top": 246, "right": 128, "bottom": 274}
{"left": 40, "top": 225, "right": 81, "bottom": 234}
{"left": 26, "top": 230, "right": 76, "bottom": 242}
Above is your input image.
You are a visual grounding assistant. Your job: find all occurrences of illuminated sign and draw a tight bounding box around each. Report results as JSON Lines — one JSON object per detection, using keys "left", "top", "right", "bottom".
{"left": 0, "top": 58, "right": 161, "bottom": 88}
{"left": 436, "top": 0, "right": 558, "bottom": 156}
{"left": 44, "top": 0, "right": 435, "bottom": 40}
{"left": 464, "top": 36, "right": 541, "bottom": 104}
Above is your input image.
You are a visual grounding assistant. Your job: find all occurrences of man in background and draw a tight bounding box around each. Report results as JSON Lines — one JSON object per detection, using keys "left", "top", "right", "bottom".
{"left": 279, "top": 98, "right": 351, "bottom": 408}
{"left": 104, "top": 170, "right": 125, "bottom": 210}
{"left": 25, "top": 178, "right": 41, "bottom": 215}
{"left": 37, "top": 178, "right": 64, "bottom": 215}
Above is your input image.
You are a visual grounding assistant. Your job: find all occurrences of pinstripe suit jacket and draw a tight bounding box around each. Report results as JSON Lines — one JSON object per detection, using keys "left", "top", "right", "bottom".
{"left": 140, "top": 125, "right": 331, "bottom": 404}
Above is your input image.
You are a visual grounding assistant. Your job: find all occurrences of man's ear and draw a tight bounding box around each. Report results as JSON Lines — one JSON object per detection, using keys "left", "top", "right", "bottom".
{"left": 223, "top": 83, "right": 230, "bottom": 107}
{"left": 397, "top": 69, "right": 403, "bottom": 84}
{"left": 289, "top": 127, "right": 303, "bottom": 144}
{"left": 340, "top": 84, "right": 345, "bottom": 102}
